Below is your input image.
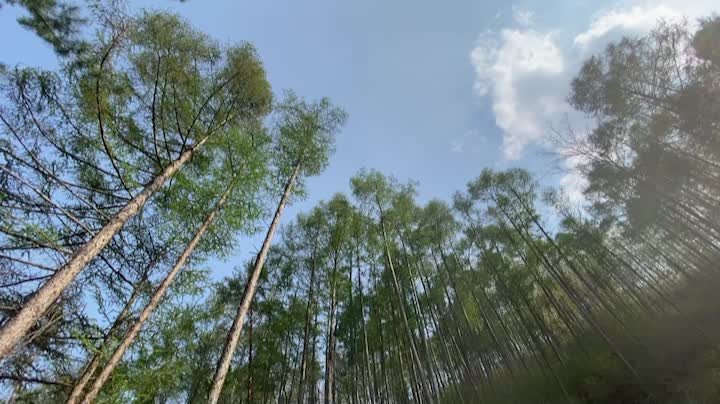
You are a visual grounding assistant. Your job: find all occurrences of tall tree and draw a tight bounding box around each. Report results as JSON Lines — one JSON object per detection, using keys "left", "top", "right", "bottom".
{"left": 0, "top": 10, "right": 272, "bottom": 359}
{"left": 208, "top": 92, "right": 346, "bottom": 403}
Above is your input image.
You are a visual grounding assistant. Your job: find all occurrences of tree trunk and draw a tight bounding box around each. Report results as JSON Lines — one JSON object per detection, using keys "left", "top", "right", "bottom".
{"left": 65, "top": 278, "right": 144, "bottom": 404}
{"left": 309, "top": 310, "right": 319, "bottom": 404}
{"left": 360, "top": 277, "right": 377, "bottom": 404}
{"left": 0, "top": 136, "right": 208, "bottom": 359}
{"left": 496, "top": 190, "right": 644, "bottom": 387}
{"left": 248, "top": 303, "right": 254, "bottom": 404}
{"left": 398, "top": 236, "right": 443, "bottom": 403}
{"left": 207, "top": 164, "right": 301, "bottom": 404}
{"left": 348, "top": 264, "right": 359, "bottom": 404}
{"left": 286, "top": 340, "right": 302, "bottom": 404}
{"left": 79, "top": 183, "right": 231, "bottom": 404}
{"left": 325, "top": 256, "right": 339, "bottom": 404}
{"left": 376, "top": 208, "right": 432, "bottom": 402}
{"left": 298, "top": 256, "right": 317, "bottom": 404}
{"left": 377, "top": 315, "right": 391, "bottom": 404}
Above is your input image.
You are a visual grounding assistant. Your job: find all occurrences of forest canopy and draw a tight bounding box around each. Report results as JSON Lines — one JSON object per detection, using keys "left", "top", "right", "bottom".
{"left": 1, "top": 2, "right": 720, "bottom": 404}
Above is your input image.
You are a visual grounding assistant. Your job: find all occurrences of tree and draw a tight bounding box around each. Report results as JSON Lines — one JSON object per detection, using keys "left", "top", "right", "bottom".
{"left": 3, "top": 9, "right": 720, "bottom": 404}
{"left": 0, "top": 10, "right": 272, "bottom": 359}
{"left": 208, "top": 92, "right": 346, "bottom": 403}
{"left": 351, "top": 170, "right": 434, "bottom": 403}
{"left": 562, "top": 18, "right": 720, "bottom": 263}
{"left": 1, "top": 0, "right": 88, "bottom": 57}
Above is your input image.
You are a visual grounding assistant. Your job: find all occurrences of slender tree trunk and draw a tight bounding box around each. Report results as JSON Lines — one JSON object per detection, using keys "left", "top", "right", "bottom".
{"left": 286, "top": 341, "right": 302, "bottom": 404}
{"left": 65, "top": 278, "right": 144, "bottom": 404}
{"left": 487, "top": 243, "right": 571, "bottom": 402}
{"left": 376, "top": 207, "right": 432, "bottom": 402}
{"left": 429, "top": 250, "right": 488, "bottom": 388}
{"left": 413, "top": 254, "right": 469, "bottom": 399}
{"left": 398, "top": 236, "right": 443, "bottom": 403}
{"left": 358, "top": 267, "right": 376, "bottom": 404}
{"left": 377, "top": 315, "right": 391, "bottom": 404}
{"left": 298, "top": 257, "right": 318, "bottom": 404}
{"left": 277, "top": 327, "right": 294, "bottom": 404}
{"left": 391, "top": 304, "right": 422, "bottom": 404}
{"left": 0, "top": 137, "right": 208, "bottom": 359}
{"left": 79, "top": 182, "right": 231, "bottom": 404}
{"left": 325, "top": 257, "right": 339, "bottom": 404}
{"left": 497, "top": 190, "right": 645, "bottom": 387}
{"left": 349, "top": 265, "right": 360, "bottom": 404}
{"left": 355, "top": 242, "right": 375, "bottom": 404}
{"left": 208, "top": 164, "right": 301, "bottom": 404}
{"left": 490, "top": 218, "right": 588, "bottom": 355}
{"left": 309, "top": 311, "right": 319, "bottom": 404}
{"left": 248, "top": 303, "right": 254, "bottom": 404}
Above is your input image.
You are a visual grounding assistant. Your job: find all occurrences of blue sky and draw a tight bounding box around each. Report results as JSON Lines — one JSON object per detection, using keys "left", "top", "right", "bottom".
{"left": 1, "top": 0, "right": 717, "bottom": 280}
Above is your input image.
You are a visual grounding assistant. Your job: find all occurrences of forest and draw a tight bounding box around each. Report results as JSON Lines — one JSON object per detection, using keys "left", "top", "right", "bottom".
{"left": 1, "top": 1, "right": 720, "bottom": 403}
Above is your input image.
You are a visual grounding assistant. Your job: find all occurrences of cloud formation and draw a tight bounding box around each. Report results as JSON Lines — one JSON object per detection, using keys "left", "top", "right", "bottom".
{"left": 470, "top": 29, "right": 565, "bottom": 159}
{"left": 574, "top": 5, "right": 680, "bottom": 49}
{"left": 470, "top": 1, "right": 716, "bottom": 199}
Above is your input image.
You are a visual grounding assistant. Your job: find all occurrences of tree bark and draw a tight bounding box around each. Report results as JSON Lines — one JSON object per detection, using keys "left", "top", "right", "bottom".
{"left": 207, "top": 164, "right": 301, "bottom": 404}
{"left": 79, "top": 183, "right": 231, "bottom": 404}
{"left": 65, "top": 278, "right": 144, "bottom": 404}
{"left": 376, "top": 206, "right": 432, "bottom": 403}
{"left": 297, "top": 249, "right": 318, "bottom": 404}
{"left": 309, "top": 310, "right": 319, "bottom": 404}
{"left": 0, "top": 137, "right": 208, "bottom": 359}
{"left": 357, "top": 257, "right": 376, "bottom": 404}
{"left": 248, "top": 303, "right": 254, "bottom": 404}
{"left": 324, "top": 256, "right": 339, "bottom": 404}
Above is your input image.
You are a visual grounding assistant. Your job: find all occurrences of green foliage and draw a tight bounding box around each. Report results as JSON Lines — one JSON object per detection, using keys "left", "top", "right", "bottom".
{"left": 3, "top": 0, "right": 88, "bottom": 56}
{"left": 273, "top": 91, "right": 347, "bottom": 180}
{"left": 3, "top": 6, "right": 720, "bottom": 404}
{"left": 693, "top": 16, "right": 720, "bottom": 66}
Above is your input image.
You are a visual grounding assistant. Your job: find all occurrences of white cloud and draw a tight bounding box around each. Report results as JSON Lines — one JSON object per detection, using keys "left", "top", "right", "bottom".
{"left": 559, "top": 154, "right": 590, "bottom": 204}
{"left": 470, "top": 0, "right": 717, "bottom": 201}
{"left": 470, "top": 29, "right": 566, "bottom": 159}
{"left": 472, "top": 1, "right": 717, "bottom": 160}
{"left": 512, "top": 5, "right": 535, "bottom": 27}
{"left": 574, "top": 5, "right": 681, "bottom": 49}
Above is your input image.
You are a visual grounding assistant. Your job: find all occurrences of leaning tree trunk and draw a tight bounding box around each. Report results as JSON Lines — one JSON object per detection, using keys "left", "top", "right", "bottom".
{"left": 207, "top": 164, "right": 301, "bottom": 404}
{"left": 247, "top": 303, "right": 254, "bottom": 404}
{"left": 377, "top": 208, "right": 432, "bottom": 403}
{"left": 65, "top": 278, "right": 144, "bottom": 404}
{"left": 79, "top": 184, "right": 232, "bottom": 404}
{"left": 0, "top": 137, "right": 209, "bottom": 359}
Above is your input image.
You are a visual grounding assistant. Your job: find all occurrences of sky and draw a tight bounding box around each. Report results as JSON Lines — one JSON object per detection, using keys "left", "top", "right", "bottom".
{"left": 0, "top": 0, "right": 717, "bottom": 280}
